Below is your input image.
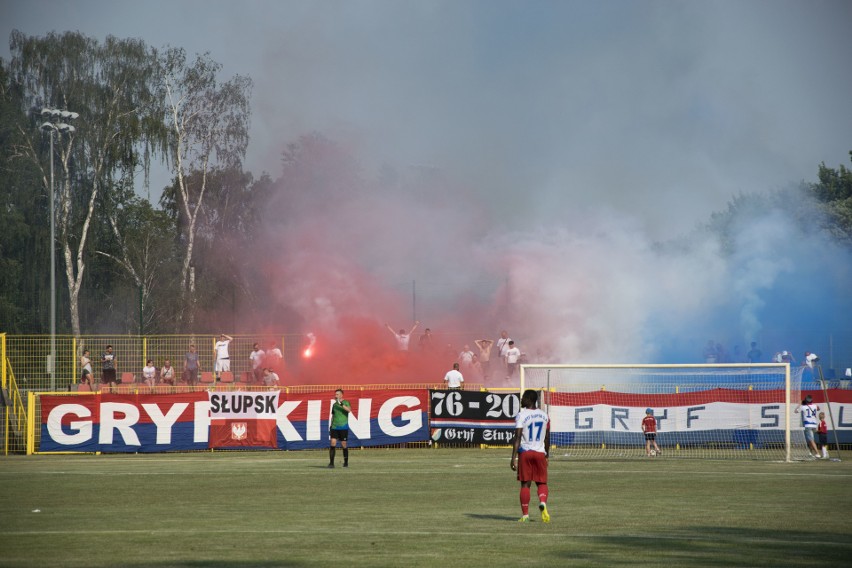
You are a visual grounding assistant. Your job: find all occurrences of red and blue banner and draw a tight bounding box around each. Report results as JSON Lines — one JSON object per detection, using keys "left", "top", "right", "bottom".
{"left": 40, "top": 389, "right": 429, "bottom": 453}
{"left": 547, "top": 388, "right": 852, "bottom": 446}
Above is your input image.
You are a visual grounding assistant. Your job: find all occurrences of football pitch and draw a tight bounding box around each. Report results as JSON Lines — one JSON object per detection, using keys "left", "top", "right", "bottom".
{"left": 1, "top": 449, "right": 851, "bottom": 567}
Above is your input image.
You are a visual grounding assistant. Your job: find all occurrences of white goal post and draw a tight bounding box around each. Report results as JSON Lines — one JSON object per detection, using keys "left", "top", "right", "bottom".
{"left": 520, "top": 363, "right": 810, "bottom": 462}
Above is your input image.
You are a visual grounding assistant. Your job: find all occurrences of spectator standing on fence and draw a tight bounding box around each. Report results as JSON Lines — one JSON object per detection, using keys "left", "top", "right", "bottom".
{"left": 266, "top": 341, "right": 283, "bottom": 373}
{"left": 444, "top": 362, "right": 464, "bottom": 389}
{"left": 419, "top": 328, "right": 435, "bottom": 352}
{"left": 471, "top": 354, "right": 484, "bottom": 379}
{"left": 496, "top": 330, "right": 511, "bottom": 365}
{"left": 80, "top": 349, "right": 92, "bottom": 386}
{"left": 160, "top": 359, "right": 176, "bottom": 386}
{"left": 184, "top": 344, "right": 200, "bottom": 385}
{"left": 747, "top": 342, "right": 762, "bottom": 363}
{"left": 214, "top": 334, "right": 233, "bottom": 380}
{"left": 262, "top": 367, "right": 280, "bottom": 387}
{"left": 385, "top": 321, "right": 420, "bottom": 351}
{"left": 458, "top": 344, "right": 475, "bottom": 372}
{"left": 250, "top": 343, "right": 265, "bottom": 383}
{"left": 505, "top": 341, "right": 521, "bottom": 382}
{"left": 804, "top": 352, "right": 820, "bottom": 370}
{"left": 142, "top": 359, "right": 157, "bottom": 387}
{"left": 101, "top": 345, "right": 117, "bottom": 385}
{"left": 475, "top": 338, "right": 494, "bottom": 379}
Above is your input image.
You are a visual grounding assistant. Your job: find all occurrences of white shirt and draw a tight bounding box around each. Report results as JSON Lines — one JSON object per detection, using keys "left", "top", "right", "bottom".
{"left": 805, "top": 353, "right": 819, "bottom": 369}
{"left": 160, "top": 366, "right": 175, "bottom": 381}
{"left": 799, "top": 403, "right": 820, "bottom": 429}
{"left": 458, "top": 350, "right": 474, "bottom": 365}
{"left": 444, "top": 369, "right": 464, "bottom": 388}
{"left": 506, "top": 347, "right": 521, "bottom": 364}
{"left": 263, "top": 372, "right": 280, "bottom": 386}
{"left": 250, "top": 349, "right": 265, "bottom": 370}
{"left": 215, "top": 340, "right": 230, "bottom": 360}
{"left": 394, "top": 333, "right": 411, "bottom": 351}
{"left": 267, "top": 347, "right": 283, "bottom": 364}
{"left": 497, "top": 337, "right": 512, "bottom": 358}
{"left": 515, "top": 407, "right": 549, "bottom": 454}
{"left": 142, "top": 365, "right": 156, "bottom": 381}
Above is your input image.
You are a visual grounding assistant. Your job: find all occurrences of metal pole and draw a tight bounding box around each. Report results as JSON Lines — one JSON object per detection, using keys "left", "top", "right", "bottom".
{"left": 817, "top": 364, "right": 842, "bottom": 461}
{"left": 139, "top": 284, "right": 143, "bottom": 336}
{"left": 49, "top": 129, "right": 56, "bottom": 392}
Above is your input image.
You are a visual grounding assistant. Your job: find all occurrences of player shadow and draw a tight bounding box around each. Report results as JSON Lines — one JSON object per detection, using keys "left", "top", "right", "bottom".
{"left": 548, "top": 526, "right": 852, "bottom": 565}
{"left": 464, "top": 513, "right": 518, "bottom": 522}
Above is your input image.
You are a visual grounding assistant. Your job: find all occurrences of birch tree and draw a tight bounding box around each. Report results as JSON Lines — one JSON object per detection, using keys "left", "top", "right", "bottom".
{"left": 7, "top": 31, "right": 161, "bottom": 336}
{"left": 157, "top": 48, "right": 252, "bottom": 330}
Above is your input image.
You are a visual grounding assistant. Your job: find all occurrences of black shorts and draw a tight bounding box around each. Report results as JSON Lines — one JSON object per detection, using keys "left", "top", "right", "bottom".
{"left": 330, "top": 428, "right": 348, "bottom": 441}
{"left": 644, "top": 433, "right": 656, "bottom": 441}
{"left": 818, "top": 433, "right": 828, "bottom": 446}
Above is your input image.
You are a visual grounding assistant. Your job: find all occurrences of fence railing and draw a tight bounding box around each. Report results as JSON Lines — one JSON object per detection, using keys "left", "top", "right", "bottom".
{"left": 2, "top": 334, "right": 311, "bottom": 392}
{"left": 2, "top": 355, "right": 28, "bottom": 455}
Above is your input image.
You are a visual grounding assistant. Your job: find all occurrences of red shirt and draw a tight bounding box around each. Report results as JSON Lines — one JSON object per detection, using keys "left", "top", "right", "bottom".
{"left": 642, "top": 415, "right": 657, "bottom": 433}
{"left": 818, "top": 420, "right": 828, "bottom": 435}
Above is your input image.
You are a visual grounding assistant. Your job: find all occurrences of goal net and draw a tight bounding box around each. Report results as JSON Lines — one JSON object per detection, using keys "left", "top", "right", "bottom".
{"left": 520, "top": 364, "right": 809, "bottom": 461}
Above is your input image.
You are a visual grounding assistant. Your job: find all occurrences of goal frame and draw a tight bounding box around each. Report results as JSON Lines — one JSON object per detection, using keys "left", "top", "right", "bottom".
{"left": 520, "top": 363, "right": 794, "bottom": 462}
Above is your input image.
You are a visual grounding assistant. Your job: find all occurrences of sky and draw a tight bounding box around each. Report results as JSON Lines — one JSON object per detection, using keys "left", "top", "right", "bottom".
{"left": 2, "top": 0, "right": 851, "bottom": 376}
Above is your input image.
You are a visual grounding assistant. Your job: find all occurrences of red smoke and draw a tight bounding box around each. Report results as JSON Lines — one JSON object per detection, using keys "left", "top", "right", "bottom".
{"left": 287, "top": 316, "right": 454, "bottom": 385}
{"left": 228, "top": 134, "right": 500, "bottom": 386}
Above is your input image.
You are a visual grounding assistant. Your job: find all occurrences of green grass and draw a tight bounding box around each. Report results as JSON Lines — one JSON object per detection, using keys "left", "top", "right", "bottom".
{"left": 1, "top": 449, "right": 851, "bottom": 567}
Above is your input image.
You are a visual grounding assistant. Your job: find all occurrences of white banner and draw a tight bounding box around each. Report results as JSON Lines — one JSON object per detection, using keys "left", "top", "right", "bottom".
{"left": 551, "top": 402, "right": 792, "bottom": 433}
{"left": 208, "top": 391, "right": 280, "bottom": 419}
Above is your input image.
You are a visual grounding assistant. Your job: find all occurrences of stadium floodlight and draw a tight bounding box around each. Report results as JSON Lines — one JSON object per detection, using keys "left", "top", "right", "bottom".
{"left": 38, "top": 107, "right": 78, "bottom": 391}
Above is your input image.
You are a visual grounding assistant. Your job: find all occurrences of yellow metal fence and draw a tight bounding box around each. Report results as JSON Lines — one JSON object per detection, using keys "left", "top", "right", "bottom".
{"left": 0, "top": 332, "right": 497, "bottom": 455}
{"left": 2, "top": 334, "right": 309, "bottom": 391}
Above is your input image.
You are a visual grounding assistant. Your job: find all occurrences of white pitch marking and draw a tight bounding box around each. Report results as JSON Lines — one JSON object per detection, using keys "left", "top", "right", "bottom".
{"left": 4, "top": 528, "right": 849, "bottom": 548}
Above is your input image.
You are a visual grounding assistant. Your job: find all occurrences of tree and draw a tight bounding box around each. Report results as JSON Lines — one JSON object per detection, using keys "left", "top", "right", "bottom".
{"left": 807, "top": 152, "right": 852, "bottom": 243}
{"left": 0, "top": 58, "right": 45, "bottom": 332}
{"left": 7, "top": 31, "right": 162, "bottom": 336}
{"left": 94, "top": 192, "right": 180, "bottom": 333}
{"left": 157, "top": 47, "right": 252, "bottom": 330}
{"left": 159, "top": 167, "right": 268, "bottom": 331}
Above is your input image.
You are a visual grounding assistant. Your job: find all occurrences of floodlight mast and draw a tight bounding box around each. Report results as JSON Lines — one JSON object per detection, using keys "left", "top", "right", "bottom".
{"left": 39, "top": 107, "right": 78, "bottom": 391}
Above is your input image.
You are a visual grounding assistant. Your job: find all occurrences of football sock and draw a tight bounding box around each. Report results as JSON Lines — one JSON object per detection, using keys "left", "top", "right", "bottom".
{"left": 343, "top": 448, "right": 349, "bottom": 465}
{"left": 538, "top": 484, "right": 549, "bottom": 505}
{"left": 329, "top": 446, "right": 336, "bottom": 465}
{"left": 520, "top": 487, "right": 530, "bottom": 516}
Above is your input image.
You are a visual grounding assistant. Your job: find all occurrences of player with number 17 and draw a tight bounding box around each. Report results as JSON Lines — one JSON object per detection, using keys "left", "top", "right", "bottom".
{"left": 511, "top": 389, "right": 550, "bottom": 523}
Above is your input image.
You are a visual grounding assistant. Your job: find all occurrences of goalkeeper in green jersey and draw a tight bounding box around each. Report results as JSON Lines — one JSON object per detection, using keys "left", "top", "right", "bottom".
{"left": 328, "top": 389, "right": 351, "bottom": 468}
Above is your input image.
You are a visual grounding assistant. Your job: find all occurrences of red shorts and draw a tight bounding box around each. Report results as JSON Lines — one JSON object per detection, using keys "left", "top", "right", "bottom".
{"left": 517, "top": 451, "right": 548, "bottom": 483}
